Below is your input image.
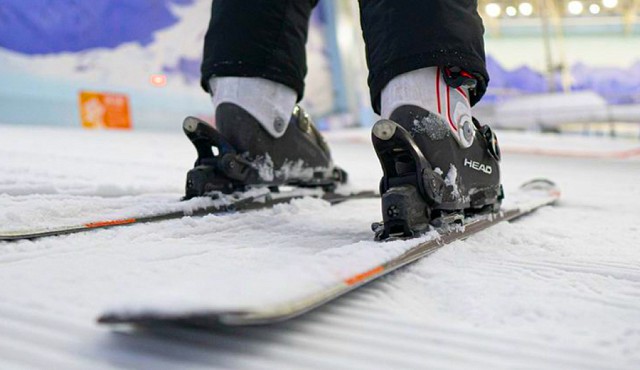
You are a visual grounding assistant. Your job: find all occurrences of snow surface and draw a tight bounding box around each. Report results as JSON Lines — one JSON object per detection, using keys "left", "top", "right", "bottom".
{"left": 1, "top": 124, "right": 640, "bottom": 368}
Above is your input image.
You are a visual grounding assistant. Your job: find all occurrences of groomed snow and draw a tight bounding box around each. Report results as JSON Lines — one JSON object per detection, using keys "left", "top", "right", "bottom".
{"left": 1, "top": 123, "right": 639, "bottom": 368}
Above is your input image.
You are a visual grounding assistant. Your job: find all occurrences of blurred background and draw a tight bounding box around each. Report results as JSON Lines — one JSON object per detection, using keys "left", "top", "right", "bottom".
{"left": 0, "top": 0, "right": 638, "bottom": 136}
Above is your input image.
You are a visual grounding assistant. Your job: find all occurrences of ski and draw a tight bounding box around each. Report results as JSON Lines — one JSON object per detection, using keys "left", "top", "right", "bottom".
{"left": 0, "top": 189, "right": 377, "bottom": 241}
{"left": 98, "top": 179, "right": 560, "bottom": 328}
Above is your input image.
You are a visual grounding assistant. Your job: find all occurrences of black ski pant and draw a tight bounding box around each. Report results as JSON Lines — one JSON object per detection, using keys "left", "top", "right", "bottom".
{"left": 201, "top": 0, "right": 488, "bottom": 114}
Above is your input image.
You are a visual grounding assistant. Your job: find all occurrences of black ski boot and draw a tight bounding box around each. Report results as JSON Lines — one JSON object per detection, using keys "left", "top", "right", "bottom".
{"left": 183, "top": 104, "right": 346, "bottom": 199}
{"left": 372, "top": 107, "right": 502, "bottom": 240}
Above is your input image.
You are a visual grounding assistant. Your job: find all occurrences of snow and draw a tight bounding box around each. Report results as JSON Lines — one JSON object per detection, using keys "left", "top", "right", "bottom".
{"left": 443, "top": 164, "right": 460, "bottom": 200}
{"left": 1, "top": 123, "right": 640, "bottom": 368}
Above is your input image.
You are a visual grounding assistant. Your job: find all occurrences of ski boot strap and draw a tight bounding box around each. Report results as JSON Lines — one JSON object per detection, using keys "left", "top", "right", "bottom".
{"left": 442, "top": 67, "right": 478, "bottom": 90}
{"left": 472, "top": 117, "right": 501, "bottom": 162}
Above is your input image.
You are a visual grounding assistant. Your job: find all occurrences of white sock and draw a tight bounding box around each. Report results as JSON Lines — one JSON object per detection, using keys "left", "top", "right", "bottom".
{"left": 208, "top": 77, "right": 297, "bottom": 138}
{"left": 381, "top": 67, "right": 475, "bottom": 148}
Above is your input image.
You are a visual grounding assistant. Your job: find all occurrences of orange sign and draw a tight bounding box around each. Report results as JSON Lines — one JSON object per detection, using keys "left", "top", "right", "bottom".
{"left": 79, "top": 91, "right": 132, "bottom": 129}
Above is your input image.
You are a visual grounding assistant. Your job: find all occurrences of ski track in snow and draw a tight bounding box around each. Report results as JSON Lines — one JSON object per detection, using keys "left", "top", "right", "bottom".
{"left": 1, "top": 124, "right": 640, "bottom": 368}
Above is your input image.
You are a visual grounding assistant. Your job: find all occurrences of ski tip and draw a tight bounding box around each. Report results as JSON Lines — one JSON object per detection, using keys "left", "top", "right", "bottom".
{"left": 520, "top": 178, "right": 558, "bottom": 192}
{"left": 519, "top": 178, "right": 561, "bottom": 200}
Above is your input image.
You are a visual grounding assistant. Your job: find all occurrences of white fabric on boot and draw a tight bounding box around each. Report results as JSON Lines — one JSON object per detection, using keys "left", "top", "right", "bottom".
{"left": 209, "top": 77, "right": 297, "bottom": 139}
{"left": 380, "top": 66, "right": 475, "bottom": 148}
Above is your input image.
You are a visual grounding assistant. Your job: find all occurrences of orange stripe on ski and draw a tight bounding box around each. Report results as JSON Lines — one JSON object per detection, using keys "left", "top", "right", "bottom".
{"left": 85, "top": 219, "right": 136, "bottom": 228}
{"left": 344, "top": 266, "right": 385, "bottom": 286}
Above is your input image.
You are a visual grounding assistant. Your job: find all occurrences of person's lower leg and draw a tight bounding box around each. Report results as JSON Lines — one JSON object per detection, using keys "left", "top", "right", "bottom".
{"left": 182, "top": 0, "right": 344, "bottom": 196}
{"left": 360, "top": 0, "right": 502, "bottom": 238}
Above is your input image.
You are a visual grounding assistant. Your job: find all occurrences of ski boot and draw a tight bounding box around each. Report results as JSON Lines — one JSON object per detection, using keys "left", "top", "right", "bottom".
{"left": 372, "top": 67, "right": 503, "bottom": 240}
{"left": 183, "top": 79, "right": 346, "bottom": 199}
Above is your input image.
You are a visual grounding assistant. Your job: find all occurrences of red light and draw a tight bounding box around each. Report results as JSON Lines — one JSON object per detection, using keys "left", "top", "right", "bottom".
{"left": 150, "top": 74, "right": 167, "bottom": 87}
